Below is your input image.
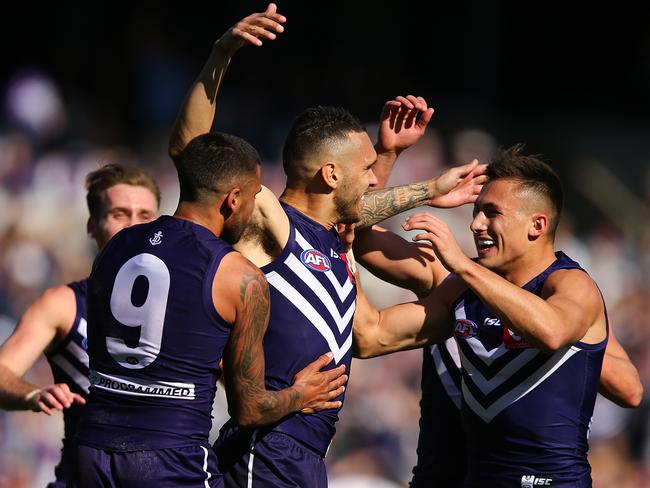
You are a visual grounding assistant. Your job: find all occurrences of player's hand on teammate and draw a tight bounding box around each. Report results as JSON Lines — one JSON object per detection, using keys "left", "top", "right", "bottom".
{"left": 376, "top": 95, "right": 434, "bottom": 156}
{"left": 292, "top": 352, "right": 348, "bottom": 414}
{"left": 25, "top": 383, "right": 86, "bottom": 416}
{"left": 427, "top": 159, "right": 488, "bottom": 208}
{"left": 216, "top": 3, "right": 286, "bottom": 56}
{"left": 403, "top": 212, "right": 469, "bottom": 274}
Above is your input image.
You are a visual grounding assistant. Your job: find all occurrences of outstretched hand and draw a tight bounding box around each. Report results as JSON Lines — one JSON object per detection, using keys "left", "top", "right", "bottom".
{"left": 428, "top": 159, "right": 488, "bottom": 208}
{"left": 26, "top": 383, "right": 86, "bottom": 416}
{"left": 402, "top": 212, "right": 470, "bottom": 274}
{"left": 216, "top": 3, "right": 286, "bottom": 55}
{"left": 293, "top": 352, "right": 348, "bottom": 414}
{"left": 376, "top": 95, "right": 434, "bottom": 155}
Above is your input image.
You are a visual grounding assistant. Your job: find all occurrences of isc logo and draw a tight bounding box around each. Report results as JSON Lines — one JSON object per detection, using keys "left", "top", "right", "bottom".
{"left": 300, "top": 249, "right": 331, "bottom": 272}
{"left": 521, "top": 474, "right": 553, "bottom": 487}
{"left": 454, "top": 319, "right": 478, "bottom": 338}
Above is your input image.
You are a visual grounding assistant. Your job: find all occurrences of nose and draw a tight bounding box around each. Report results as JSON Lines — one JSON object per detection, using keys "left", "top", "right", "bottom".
{"left": 368, "top": 168, "right": 378, "bottom": 188}
{"left": 470, "top": 211, "right": 487, "bottom": 233}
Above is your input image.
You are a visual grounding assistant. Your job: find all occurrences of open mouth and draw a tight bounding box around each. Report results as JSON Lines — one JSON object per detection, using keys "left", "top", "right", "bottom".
{"left": 477, "top": 238, "right": 495, "bottom": 254}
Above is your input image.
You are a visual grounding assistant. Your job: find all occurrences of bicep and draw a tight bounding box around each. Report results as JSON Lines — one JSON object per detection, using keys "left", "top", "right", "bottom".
{"left": 216, "top": 257, "right": 270, "bottom": 397}
{"left": 542, "top": 271, "right": 604, "bottom": 344}
{"left": 0, "top": 286, "right": 75, "bottom": 376}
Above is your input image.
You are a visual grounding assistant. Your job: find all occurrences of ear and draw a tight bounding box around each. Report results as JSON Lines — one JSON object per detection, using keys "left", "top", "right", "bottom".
{"left": 87, "top": 217, "right": 96, "bottom": 239}
{"left": 319, "top": 162, "right": 340, "bottom": 190}
{"left": 529, "top": 213, "right": 548, "bottom": 238}
{"left": 224, "top": 187, "right": 242, "bottom": 213}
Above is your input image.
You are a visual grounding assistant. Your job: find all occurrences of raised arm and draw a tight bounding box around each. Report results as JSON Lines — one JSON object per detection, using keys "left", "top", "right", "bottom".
{"left": 599, "top": 326, "right": 643, "bottom": 408}
{"left": 0, "top": 286, "right": 85, "bottom": 414}
{"left": 357, "top": 159, "right": 487, "bottom": 229}
{"left": 373, "top": 95, "right": 434, "bottom": 187}
{"left": 215, "top": 252, "right": 347, "bottom": 426}
{"left": 169, "top": 3, "right": 286, "bottom": 159}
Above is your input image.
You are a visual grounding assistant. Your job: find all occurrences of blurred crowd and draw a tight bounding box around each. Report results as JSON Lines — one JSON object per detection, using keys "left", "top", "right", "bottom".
{"left": 1, "top": 72, "right": 649, "bottom": 488}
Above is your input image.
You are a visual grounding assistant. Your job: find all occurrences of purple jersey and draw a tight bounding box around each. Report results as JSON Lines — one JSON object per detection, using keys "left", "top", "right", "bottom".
{"left": 220, "top": 203, "right": 355, "bottom": 456}
{"left": 454, "top": 252, "right": 607, "bottom": 487}
{"left": 77, "top": 216, "right": 233, "bottom": 451}
{"left": 410, "top": 338, "right": 465, "bottom": 488}
{"left": 45, "top": 279, "right": 89, "bottom": 485}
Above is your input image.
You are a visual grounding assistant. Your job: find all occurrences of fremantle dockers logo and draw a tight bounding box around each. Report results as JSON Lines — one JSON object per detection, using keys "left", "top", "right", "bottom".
{"left": 454, "top": 318, "right": 478, "bottom": 338}
{"left": 300, "top": 249, "right": 331, "bottom": 272}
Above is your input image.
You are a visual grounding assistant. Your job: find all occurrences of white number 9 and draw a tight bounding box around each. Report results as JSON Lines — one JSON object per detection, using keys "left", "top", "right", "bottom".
{"left": 108, "top": 253, "right": 170, "bottom": 369}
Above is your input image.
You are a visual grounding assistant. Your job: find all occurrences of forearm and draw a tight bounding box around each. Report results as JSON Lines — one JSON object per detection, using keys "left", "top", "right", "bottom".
{"left": 372, "top": 148, "right": 400, "bottom": 189}
{"left": 455, "top": 261, "right": 571, "bottom": 351}
{"left": 599, "top": 340, "right": 643, "bottom": 408}
{"left": 357, "top": 179, "right": 436, "bottom": 229}
{"left": 169, "top": 43, "right": 232, "bottom": 159}
{"left": 0, "top": 363, "right": 39, "bottom": 410}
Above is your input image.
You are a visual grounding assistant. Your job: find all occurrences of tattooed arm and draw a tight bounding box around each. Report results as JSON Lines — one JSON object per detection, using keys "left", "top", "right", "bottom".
{"left": 357, "top": 159, "right": 487, "bottom": 229}
{"left": 214, "top": 252, "right": 347, "bottom": 427}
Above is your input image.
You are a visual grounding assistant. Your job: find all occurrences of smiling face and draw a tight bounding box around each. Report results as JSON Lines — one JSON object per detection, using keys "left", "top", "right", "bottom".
{"left": 333, "top": 131, "right": 378, "bottom": 224}
{"left": 470, "top": 178, "right": 547, "bottom": 274}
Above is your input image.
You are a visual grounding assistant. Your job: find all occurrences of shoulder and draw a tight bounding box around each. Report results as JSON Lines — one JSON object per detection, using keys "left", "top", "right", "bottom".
{"left": 212, "top": 251, "right": 269, "bottom": 323}
{"left": 542, "top": 268, "right": 600, "bottom": 301}
{"left": 16, "top": 284, "right": 77, "bottom": 349}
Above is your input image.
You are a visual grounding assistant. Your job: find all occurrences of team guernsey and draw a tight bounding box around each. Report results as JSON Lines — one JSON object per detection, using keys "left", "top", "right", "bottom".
{"left": 76, "top": 216, "right": 233, "bottom": 484}
{"left": 215, "top": 203, "right": 356, "bottom": 486}
{"left": 410, "top": 338, "right": 466, "bottom": 488}
{"left": 44, "top": 279, "right": 89, "bottom": 487}
{"left": 454, "top": 252, "right": 607, "bottom": 488}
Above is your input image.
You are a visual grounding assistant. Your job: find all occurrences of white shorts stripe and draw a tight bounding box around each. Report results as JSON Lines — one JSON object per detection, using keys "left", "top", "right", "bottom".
{"left": 200, "top": 446, "right": 211, "bottom": 488}
{"left": 247, "top": 429, "right": 258, "bottom": 488}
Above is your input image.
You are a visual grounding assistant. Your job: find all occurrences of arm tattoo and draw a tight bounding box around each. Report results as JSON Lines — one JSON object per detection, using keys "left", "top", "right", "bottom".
{"left": 224, "top": 267, "right": 302, "bottom": 426}
{"left": 357, "top": 181, "right": 431, "bottom": 229}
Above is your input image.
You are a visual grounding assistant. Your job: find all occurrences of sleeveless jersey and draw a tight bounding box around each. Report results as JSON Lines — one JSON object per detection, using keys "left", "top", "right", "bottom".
{"left": 454, "top": 252, "right": 607, "bottom": 487}
{"left": 410, "top": 338, "right": 466, "bottom": 488}
{"left": 45, "top": 279, "right": 90, "bottom": 481}
{"left": 77, "top": 215, "right": 233, "bottom": 451}
{"left": 222, "top": 203, "right": 356, "bottom": 456}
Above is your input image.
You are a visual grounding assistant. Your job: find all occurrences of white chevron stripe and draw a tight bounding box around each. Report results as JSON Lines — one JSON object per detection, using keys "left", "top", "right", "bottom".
{"left": 431, "top": 340, "right": 461, "bottom": 409}
{"left": 78, "top": 317, "right": 87, "bottom": 338}
{"left": 51, "top": 354, "right": 91, "bottom": 393}
{"left": 459, "top": 346, "right": 538, "bottom": 395}
{"left": 66, "top": 340, "right": 89, "bottom": 368}
{"left": 294, "top": 230, "right": 354, "bottom": 301}
{"left": 462, "top": 345, "right": 581, "bottom": 423}
{"left": 455, "top": 300, "right": 509, "bottom": 364}
{"left": 285, "top": 254, "right": 356, "bottom": 333}
{"left": 266, "top": 271, "right": 352, "bottom": 363}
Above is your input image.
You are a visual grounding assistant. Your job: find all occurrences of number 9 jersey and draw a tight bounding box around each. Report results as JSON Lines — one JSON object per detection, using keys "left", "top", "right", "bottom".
{"left": 77, "top": 216, "right": 234, "bottom": 451}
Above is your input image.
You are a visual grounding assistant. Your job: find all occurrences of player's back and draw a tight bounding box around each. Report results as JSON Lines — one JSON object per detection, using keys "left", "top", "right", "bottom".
{"left": 77, "top": 215, "right": 233, "bottom": 451}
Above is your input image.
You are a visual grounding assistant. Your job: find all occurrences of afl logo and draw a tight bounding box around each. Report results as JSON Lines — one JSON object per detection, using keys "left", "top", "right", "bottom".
{"left": 454, "top": 319, "right": 478, "bottom": 339}
{"left": 300, "top": 249, "right": 331, "bottom": 272}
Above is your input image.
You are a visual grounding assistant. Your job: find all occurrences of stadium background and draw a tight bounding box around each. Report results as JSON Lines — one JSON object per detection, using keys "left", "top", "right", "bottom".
{"left": 1, "top": 2, "right": 649, "bottom": 486}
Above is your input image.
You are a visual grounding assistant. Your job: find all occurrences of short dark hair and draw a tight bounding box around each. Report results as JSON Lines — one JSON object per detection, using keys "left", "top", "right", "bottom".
{"left": 175, "top": 132, "right": 260, "bottom": 203}
{"left": 86, "top": 164, "right": 161, "bottom": 221}
{"left": 282, "top": 106, "right": 365, "bottom": 180}
{"left": 488, "top": 144, "right": 563, "bottom": 234}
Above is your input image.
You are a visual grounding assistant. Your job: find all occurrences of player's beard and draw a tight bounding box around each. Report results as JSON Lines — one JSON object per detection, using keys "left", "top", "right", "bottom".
{"left": 334, "top": 178, "right": 364, "bottom": 225}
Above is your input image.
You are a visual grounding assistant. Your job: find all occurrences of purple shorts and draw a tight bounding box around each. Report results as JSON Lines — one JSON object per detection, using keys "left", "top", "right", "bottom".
{"left": 75, "top": 443, "right": 222, "bottom": 487}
